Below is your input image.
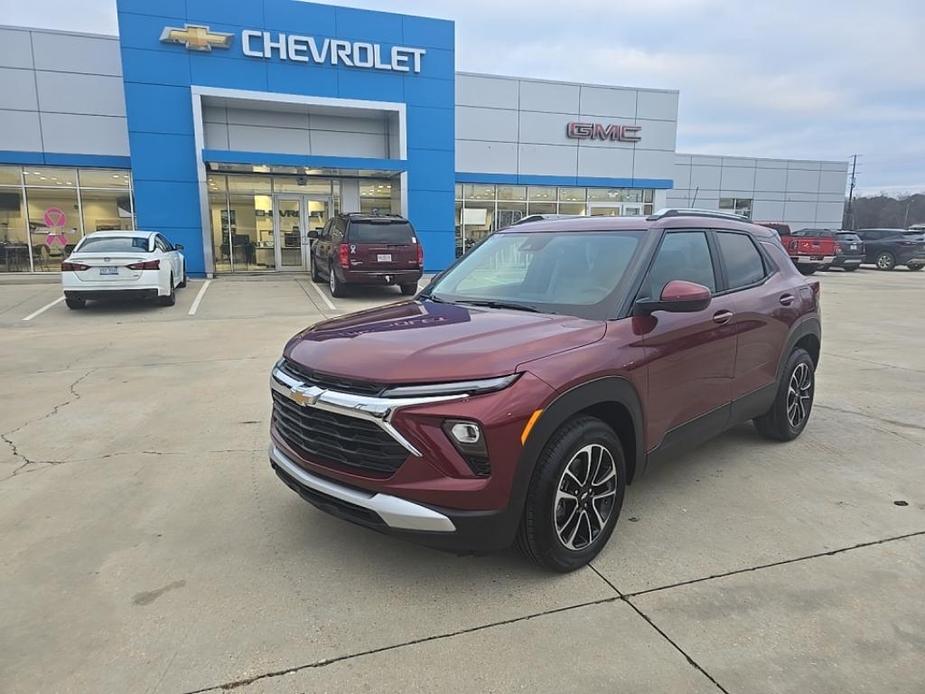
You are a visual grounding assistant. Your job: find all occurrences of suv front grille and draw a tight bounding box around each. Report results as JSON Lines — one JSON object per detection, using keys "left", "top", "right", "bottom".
{"left": 271, "top": 391, "right": 408, "bottom": 476}
{"left": 280, "top": 359, "right": 385, "bottom": 397}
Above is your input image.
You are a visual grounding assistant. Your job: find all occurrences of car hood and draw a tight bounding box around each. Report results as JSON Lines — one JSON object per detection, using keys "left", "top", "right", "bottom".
{"left": 285, "top": 299, "right": 606, "bottom": 383}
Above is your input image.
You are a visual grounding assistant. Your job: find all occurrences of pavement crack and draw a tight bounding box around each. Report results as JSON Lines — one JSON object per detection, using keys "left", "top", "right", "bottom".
{"left": 815, "top": 403, "right": 925, "bottom": 436}
{"left": 622, "top": 597, "right": 730, "bottom": 693}
{"left": 625, "top": 529, "right": 925, "bottom": 599}
{"left": 180, "top": 596, "right": 621, "bottom": 693}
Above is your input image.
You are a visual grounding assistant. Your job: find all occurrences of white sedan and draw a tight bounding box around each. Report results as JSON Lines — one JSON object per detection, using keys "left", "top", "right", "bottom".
{"left": 61, "top": 231, "right": 186, "bottom": 309}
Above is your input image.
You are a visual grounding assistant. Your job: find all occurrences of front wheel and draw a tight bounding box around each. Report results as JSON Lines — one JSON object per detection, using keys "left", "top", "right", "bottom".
{"left": 517, "top": 416, "right": 626, "bottom": 572}
{"left": 876, "top": 252, "right": 896, "bottom": 271}
{"left": 754, "top": 348, "right": 815, "bottom": 441}
{"left": 797, "top": 265, "right": 817, "bottom": 276}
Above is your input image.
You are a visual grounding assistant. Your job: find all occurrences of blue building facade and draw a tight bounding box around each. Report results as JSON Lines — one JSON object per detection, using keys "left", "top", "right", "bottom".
{"left": 117, "top": 0, "right": 455, "bottom": 274}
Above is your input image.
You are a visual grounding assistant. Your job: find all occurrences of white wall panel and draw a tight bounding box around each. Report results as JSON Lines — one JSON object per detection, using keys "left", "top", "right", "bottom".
{"left": 636, "top": 90, "right": 679, "bottom": 121}
{"left": 577, "top": 146, "right": 634, "bottom": 178}
{"left": 519, "top": 110, "right": 578, "bottom": 145}
{"left": 455, "top": 140, "right": 517, "bottom": 173}
{"left": 0, "top": 29, "right": 33, "bottom": 69}
{"left": 32, "top": 32, "right": 122, "bottom": 76}
{"left": 518, "top": 144, "right": 577, "bottom": 176}
{"left": 786, "top": 168, "right": 821, "bottom": 193}
{"left": 816, "top": 201, "right": 845, "bottom": 224}
{"left": 755, "top": 167, "right": 787, "bottom": 192}
{"left": 202, "top": 106, "right": 227, "bottom": 124}
{"left": 633, "top": 150, "right": 675, "bottom": 180}
{"left": 203, "top": 122, "right": 229, "bottom": 149}
{"left": 310, "top": 130, "right": 387, "bottom": 157}
{"left": 689, "top": 164, "right": 722, "bottom": 189}
{"left": 720, "top": 166, "right": 755, "bottom": 191}
{"left": 579, "top": 86, "right": 636, "bottom": 118}
{"left": 0, "top": 67, "right": 38, "bottom": 110}
{"left": 456, "top": 106, "right": 518, "bottom": 142}
{"left": 752, "top": 200, "right": 785, "bottom": 220}
{"left": 228, "top": 124, "right": 311, "bottom": 155}
{"left": 519, "top": 81, "right": 580, "bottom": 113}
{"left": 456, "top": 74, "right": 518, "bottom": 109}
{"left": 310, "top": 114, "right": 387, "bottom": 134}
{"left": 633, "top": 118, "right": 676, "bottom": 151}
{"left": 784, "top": 201, "right": 816, "bottom": 221}
{"left": 819, "top": 170, "right": 847, "bottom": 195}
{"left": 36, "top": 72, "right": 125, "bottom": 117}
{"left": 0, "top": 109, "right": 43, "bottom": 151}
{"left": 226, "top": 107, "right": 308, "bottom": 129}
{"left": 40, "top": 113, "right": 129, "bottom": 155}
{"left": 673, "top": 160, "right": 691, "bottom": 189}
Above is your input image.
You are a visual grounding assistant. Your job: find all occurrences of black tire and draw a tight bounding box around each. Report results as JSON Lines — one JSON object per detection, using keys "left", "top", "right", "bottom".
{"left": 754, "top": 348, "right": 815, "bottom": 442}
{"left": 797, "top": 265, "right": 817, "bottom": 276}
{"left": 399, "top": 282, "right": 417, "bottom": 296}
{"left": 158, "top": 275, "right": 176, "bottom": 306}
{"left": 311, "top": 257, "right": 323, "bottom": 283}
{"left": 328, "top": 264, "right": 347, "bottom": 298}
{"left": 906, "top": 264, "right": 923, "bottom": 272}
{"left": 876, "top": 252, "right": 896, "bottom": 271}
{"left": 843, "top": 265, "right": 858, "bottom": 272}
{"left": 517, "top": 416, "right": 626, "bottom": 572}
{"left": 177, "top": 263, "right": 187, "bottom": 288}
{"left": 65, "top": 297, "right": 86, "bottom": 310}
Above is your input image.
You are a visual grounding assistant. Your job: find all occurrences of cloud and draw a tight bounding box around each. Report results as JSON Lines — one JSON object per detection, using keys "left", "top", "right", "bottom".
{"left": 5, "top": 0, "right": 922, "bottom": 191}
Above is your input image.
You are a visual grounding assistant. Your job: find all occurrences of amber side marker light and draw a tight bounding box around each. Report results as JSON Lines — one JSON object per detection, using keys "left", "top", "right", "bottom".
{"left": 521, "top": 409, "right": 543, "bottom": 446}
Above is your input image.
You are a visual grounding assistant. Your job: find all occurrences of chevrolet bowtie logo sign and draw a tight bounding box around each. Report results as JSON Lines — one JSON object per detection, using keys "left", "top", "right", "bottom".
{"left": 160, "top": 24, "right": 233, "bottom": 52}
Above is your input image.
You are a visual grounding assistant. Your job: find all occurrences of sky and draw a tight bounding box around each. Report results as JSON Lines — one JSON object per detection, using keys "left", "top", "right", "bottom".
{"left": 3, "top": 0, "right": 923, "bottom": 195}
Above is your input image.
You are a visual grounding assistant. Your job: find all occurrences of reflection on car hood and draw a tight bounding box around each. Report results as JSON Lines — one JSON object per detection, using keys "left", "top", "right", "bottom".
{"left": 286, "top": 299, "right": 606, "bottom": 383}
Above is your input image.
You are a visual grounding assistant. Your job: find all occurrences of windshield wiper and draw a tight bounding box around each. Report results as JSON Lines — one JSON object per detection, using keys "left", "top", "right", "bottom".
{"left": 457, "top": 299, "right": 541, "bottom": 313}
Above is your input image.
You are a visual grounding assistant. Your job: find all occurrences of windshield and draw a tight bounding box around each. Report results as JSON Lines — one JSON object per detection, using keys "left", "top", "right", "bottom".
{"left": 76, "top": 236, "right": 150, "bottom": 253}
{"left": 426, "top": 231, "right": 644, "bottom": 319}
{"left": 348, "top": 221, "right": 414, "bottom": 244}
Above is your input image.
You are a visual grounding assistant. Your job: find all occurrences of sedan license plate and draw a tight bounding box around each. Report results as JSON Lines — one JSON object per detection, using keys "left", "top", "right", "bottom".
{"left": 377, "top": 254, "right": 392, "bottom": 263}
{"left": 100, "top": 266, "right": 118, "bottom": 275}
{"left": 850, "top": 244, "right": 857, "bottom": 250}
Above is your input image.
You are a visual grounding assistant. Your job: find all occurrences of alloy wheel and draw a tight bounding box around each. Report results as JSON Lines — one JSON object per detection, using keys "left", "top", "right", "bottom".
{"left": 553, "top": 444, "right": 618, "bottom": 551}
{"left": 329, "top": 267, "right": 336, "bottom": 293}
{"left": 877, "top": 254, "right": 894, "bottom": 270}
{"left": 786, "top": 362, "right": 813, "bottom": 428}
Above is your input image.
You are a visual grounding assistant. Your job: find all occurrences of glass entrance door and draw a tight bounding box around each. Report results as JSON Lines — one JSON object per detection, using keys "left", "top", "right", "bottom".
{"left": 273, "top": 195, "right": 330, "bottom": 270}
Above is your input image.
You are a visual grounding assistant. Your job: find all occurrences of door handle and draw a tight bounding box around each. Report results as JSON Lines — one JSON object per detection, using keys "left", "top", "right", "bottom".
{"left": 779, "top": 294, "right": 795, "bottom": 306}
{"left": 712, "top": 310, "right": 734, "bottom": 325}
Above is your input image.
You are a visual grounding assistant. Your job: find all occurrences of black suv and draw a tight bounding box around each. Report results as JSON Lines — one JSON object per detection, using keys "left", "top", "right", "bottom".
{"left": 832, "top": 231, "right": 864, "bottom": 271}
{"left": 309, "top": 213, "right": 424, "bottom": 296}
{"left": 855, "top": 228, "right": 925, "bottom": 271}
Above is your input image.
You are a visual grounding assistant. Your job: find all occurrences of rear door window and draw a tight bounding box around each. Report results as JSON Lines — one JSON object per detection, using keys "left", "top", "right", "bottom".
{"left": 348, "top": 221, "right": 414, "bottom": 245}
{"left": 716, "top": 231, "right": 767, "bottom": 289}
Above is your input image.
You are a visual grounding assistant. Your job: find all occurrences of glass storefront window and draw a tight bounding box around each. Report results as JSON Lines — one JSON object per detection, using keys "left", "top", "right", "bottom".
{"left": 227, "top": 193, "right": 274, "bottom": 270}
{"left": 644, "top": 190, "right": 654, "bottom": 204}
{"left": 497, "top": 185, "right": 526, "bottom": 201}
{"left": 78, "top": 169, "right": 131, "bottom": 189}
{"left": 274, "top": 178, "right": 333, "bottom": 195}
{"left": 0, "top": 165, "right": 22, "bottom": 186}
{"left": 227, "top": 175, "right": 272, "bottom": 194}
{"left": 455, "top": 184, "right": 463, "bottom": 199}
{"left": 0, "top": 186, "right": 30, "bottom": 272}
{"left": 588, "top": 188, "right": 624, "bottom": 202}
{"left": 460, "top": 200, "right": 494, "bottom": 255}
{"left": 24, "top": 167, "right": 77, "bottom": 188}
{"left": 209, "top": 191, "right": 233, "bottom": 273}
{"left": 495, "top": 202, "right": 526, "bottom": 229}
{"left": 527, "top": 202, "right": 557, "bottom": 215}
{"left": 528, "top": 186, "right": 556, "bottom": 201}
{"left": 26, "top": 187, "right": 80, "bottom": 270}
{"left": 463, "top": 184, "right": 495, "bottom": 201}
{"left": 558, "top": 187, "right": 587, "bottom": 202}
{"left": 81, "top": 189, "right": 134, "bottom": 234}
{"left": 558, "top": 203, "right": 586, "bottom": 215}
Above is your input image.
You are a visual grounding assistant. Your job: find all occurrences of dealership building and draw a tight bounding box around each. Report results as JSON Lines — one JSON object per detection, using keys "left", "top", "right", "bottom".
{"left": 0, "top": 0, "right": 849, "bottom": 275}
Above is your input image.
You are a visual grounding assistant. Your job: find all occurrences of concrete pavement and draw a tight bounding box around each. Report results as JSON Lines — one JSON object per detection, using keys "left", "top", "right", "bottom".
{"left": 0, "top": 268, "right": 922, "bottom": 693}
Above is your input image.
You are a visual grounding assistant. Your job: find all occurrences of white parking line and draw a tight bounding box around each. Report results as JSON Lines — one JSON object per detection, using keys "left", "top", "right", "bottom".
{"left": 22, "top": 296, "right": 65, "bottom": 321}
{"left": 188, "top": 279, "right": 212, "bottom": 316}
{"left": 306, "top": 279, "right": 337, "bottom": 311}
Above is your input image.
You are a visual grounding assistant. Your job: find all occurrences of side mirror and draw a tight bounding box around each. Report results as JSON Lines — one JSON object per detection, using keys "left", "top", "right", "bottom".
{"left": 307, "top": 230, "right": 320, "bottom": 240}
{"left": 635, "top": 280, "right": 712, "bottom": 314}
{"left": 175, "top": 243, "right": 184, "bottom": 251}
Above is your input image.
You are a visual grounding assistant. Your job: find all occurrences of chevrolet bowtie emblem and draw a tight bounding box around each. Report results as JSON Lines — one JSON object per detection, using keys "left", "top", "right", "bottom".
{"left": 289, "top": 385, "right": 321, "bottom": 407}
{"left": 160, "top": 24, "right": 233, "bottom": 52}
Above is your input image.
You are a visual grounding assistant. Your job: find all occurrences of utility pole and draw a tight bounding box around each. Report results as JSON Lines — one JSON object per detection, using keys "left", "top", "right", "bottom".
{"left": 845, "top": 154, "right": 859, "bottom": 229}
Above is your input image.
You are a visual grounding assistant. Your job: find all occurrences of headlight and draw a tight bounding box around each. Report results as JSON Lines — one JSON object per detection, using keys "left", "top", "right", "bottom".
{"left": 380, "top": 373, "right": 519, "bottom": 398}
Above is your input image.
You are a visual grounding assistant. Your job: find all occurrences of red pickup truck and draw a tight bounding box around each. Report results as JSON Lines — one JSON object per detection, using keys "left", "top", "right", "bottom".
{"left": 757, "top": 223, "right": 837, "bottom": 275}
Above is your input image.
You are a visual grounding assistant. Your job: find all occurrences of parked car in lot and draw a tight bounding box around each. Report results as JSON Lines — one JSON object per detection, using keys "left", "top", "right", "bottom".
{"left": 309, "top": 213, "right": 423, "bottom": 297}
{"left": 61, "top": 231, "right": 186, "bottom": 309}
{"left": 855, "top": 228, "right": 925, "bottom": 271}
{"left": 778, "top": 227, "right": 838, "bottom": 275}
{"left": 269, "top": 209, "right": 821, "bottom": 571}
{"left": 832, "top": 231, "right": 865, "bottom": 271}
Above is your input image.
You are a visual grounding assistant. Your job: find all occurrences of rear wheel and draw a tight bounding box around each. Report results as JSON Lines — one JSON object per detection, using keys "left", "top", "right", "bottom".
{"left": 797, "top": 265, "right": 817, "bottom": 276}
{"left": 158, "top": 275, "right": 176, "bottom": 306}
{"left": 517, "top": 416, "right": 626, "bottom": 572}
{"left": 328, "top": 264, "right": 347, "bottom": 298}
{"left": 311, "top": 257, "right": 323, "bottom": 283}
{"left": 754, "top": 348, "right": 815, "bottom": 441}
{"left": 907, "top": 264, "right": 923, "bottom": 272}
{"left": 876, "top": 252, "right": 896, "bottom": 271}
{"left": 400, "top": 282, "right": 417, "bottom": 296}
{"left": 65, "top": 297, "right": 86, "bottom": 310}
{"left": 177, "top": 264, "right": 187, "bottom": 288}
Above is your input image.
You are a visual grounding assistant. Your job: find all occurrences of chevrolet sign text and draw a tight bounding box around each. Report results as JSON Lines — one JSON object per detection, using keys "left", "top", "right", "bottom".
{"left": 242, "top": 31, "right": 426, "bottom": 73}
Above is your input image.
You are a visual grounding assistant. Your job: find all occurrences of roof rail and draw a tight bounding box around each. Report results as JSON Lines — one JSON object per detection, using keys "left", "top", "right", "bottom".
{"left": 647, "top": 208, "right": 751, "bottom": 222}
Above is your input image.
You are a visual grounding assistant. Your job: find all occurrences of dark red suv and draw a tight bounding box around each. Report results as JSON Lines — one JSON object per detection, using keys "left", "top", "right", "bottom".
{"left": 271, "top": 210, "right": 821, "bottom": 571}
{"left": 309, "top": 213, "right": 424, "bottom": 297}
